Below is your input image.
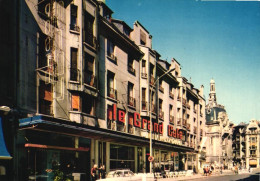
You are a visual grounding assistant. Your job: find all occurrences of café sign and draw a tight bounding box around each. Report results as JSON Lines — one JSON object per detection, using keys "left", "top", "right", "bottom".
{"left": 108, "top": 104, "right": 183, "bottom": 140}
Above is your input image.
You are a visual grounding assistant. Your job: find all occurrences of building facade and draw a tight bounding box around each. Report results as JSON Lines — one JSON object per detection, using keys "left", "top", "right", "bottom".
{"left": 232, "top": 120, "right": 260, "bottom": 169}
{"left": 205, "top": 79, "right": 233, "bottom": 169}
{"left": 0, "top": 0, "right": 207, "bottom": 180}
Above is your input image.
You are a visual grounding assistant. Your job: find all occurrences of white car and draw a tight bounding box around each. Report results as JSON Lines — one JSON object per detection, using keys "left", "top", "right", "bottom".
{"left": 99, "top": 169, "right": 142, "bottom": 181}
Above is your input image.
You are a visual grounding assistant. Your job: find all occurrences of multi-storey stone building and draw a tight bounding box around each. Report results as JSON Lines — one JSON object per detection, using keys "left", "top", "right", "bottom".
{"left": 232, "top": 120, "right": 260, "bottom": 169}
{"left": 0, "top": 0, "right": 207, "bottom": 180}
{"left": 205, "top": 79, "right": 233, "bottom": 169}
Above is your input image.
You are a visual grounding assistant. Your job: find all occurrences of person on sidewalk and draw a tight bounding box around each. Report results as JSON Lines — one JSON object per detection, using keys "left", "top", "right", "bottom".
{"left": 91, "top": 164, "right": 98, "bottom": 181}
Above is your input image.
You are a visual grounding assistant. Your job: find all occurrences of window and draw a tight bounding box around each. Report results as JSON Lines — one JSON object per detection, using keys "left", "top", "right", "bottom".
{"left": 128, "top": 82, "right": 135, "bottom": 107}
{"left": 84, "top": 53, "right": 95, "bottom": 86}
{"left": 85, "top": 12, "right": 95, "bottom": 46}
{"left": 70, "top": 5, "right": 79, "bottom": 31}
{"left": 141, "top": 60, "right": 147, "bottom": 78}
{"left": 151, "top": 91, "right": 156, "bottom": 113}
{"left": 82, "top": 94, "right": 95, "bottom": 115}
{"left": 39, "top": 81, "right": 52, "bottom": 115}
{"left": 107, "top": 40, "right": 115, "bottom": 57}
{"left": 142, "top": 88, "right": 147, "bottom": 110}
{"left": 70, "top": 48, "right": 78, "bottom": 81}
{"left": 159, "top": 99, "right": 163, "bottom": 119}
{"left": 169, "top": 105, "right": 174, "bottom": 124}
{"left": 71, "top": 92, "right": 80, "bottom": 111}
{"left": 128, "top": 57, "right": 135, "bottom": 75}
{"left": 140, "top": 30, "right": 146, "bottom": 45}
{"left": 107, "top": 71, "right": 116, "bottom": 99}
{"left": 159, "top": 80, "right": 164, "bottom": 93}
{"left": 150, "top": 63, "right": 155, "bottom": 85}
{"left": 169, "top": 86, "right": 174, "bottom": 98}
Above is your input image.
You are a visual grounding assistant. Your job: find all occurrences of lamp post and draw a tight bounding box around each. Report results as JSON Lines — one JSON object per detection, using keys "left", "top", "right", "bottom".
{"left": 149, "top": 68, "right": 175, "bottom": 174}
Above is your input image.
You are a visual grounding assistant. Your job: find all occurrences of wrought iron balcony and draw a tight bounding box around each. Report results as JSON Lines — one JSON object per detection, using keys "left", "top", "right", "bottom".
{"left": 128, "top": 96, "right": 136, "bottom": 107}
{"left": 186, "top": 123, "right": 190, "bottom": 131}
{"left": 169, "top": 115, "right": 174, "bottom": 124}
{"left": 151, "top": 103, "right": 156, "bottom": 113}
{"left": 84, "top": 73, "right": 96, "bottom": 87}
{"left": 141, "top": 72, "right": 147, "bottom": 78}
{"left": 142, "top": 101, "right": 148, "bottom": 111}
{"left": 70, "top": 68, "right": 80, "bottom": 82}
{"left": 85, "top": 33, "right": 97, "bottom": 48}
{"left": 177, "top": 118, "right": 181, "bottom": 126}
{"left": 159, "top": 110, "right": 164, "bottom": 119}
{"left": 108, "top": 88, "right": 117, "bottom": 99}
{"left": 150, "top": 75, "right": 155, "bottom": 85}
{"left": 128, "top": 65, "right": 136, "bottom": 75}
{"left": 194, "top": 127, "right": 197, "bottom": 134}
{"left": 70, "top": 24, "right": 80, "bottom": 32}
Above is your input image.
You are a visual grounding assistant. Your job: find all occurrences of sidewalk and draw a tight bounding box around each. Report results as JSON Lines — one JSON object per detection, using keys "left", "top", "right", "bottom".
{"left": 157, "top": 170, "right": 234, "bottom": 181}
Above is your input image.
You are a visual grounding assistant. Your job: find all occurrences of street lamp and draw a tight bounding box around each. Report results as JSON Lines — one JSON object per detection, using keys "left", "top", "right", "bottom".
{"left": 149, "top": 68, "right": 175, "bottom": 174}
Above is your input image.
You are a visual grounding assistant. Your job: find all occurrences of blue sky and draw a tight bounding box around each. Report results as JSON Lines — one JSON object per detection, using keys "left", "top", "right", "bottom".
{"left": 106, "top": 0, "right": 260, "bottom": 124}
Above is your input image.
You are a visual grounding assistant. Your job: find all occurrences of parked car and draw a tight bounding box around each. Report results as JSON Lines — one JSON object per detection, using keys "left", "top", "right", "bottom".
{"left": 100, "top": 169, "right": 142, "bottom": 181}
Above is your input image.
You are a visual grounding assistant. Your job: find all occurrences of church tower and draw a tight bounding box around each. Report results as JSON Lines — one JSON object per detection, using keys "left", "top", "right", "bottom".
{"left": 208, "top": 79, "right": 217, "bottom": 106}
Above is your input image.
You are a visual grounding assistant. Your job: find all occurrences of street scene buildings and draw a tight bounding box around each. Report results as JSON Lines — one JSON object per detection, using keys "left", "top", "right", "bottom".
{"left": 0, "top": 0, "right": 259, "bottom": 181}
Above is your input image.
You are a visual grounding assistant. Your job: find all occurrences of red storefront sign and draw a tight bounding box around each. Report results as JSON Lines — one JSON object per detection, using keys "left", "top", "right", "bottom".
{"left": 109, "top": 104, "right": 181, "bottom": 138}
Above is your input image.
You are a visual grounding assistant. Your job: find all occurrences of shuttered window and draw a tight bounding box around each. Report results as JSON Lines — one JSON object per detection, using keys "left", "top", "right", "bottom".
{"left": 71, "top": 93, "right": 80, "bottom": 111}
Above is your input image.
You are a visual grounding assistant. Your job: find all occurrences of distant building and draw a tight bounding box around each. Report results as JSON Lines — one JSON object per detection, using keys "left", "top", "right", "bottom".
{"left": 205, "top": 79, "right": 233, "bottom": 168}
{"left": 232, "top": 120, "right": 260, "bottom": 169}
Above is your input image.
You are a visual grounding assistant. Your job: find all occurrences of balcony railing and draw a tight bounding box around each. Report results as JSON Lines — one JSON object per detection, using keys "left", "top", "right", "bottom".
{"left": 159, "top": 85, "right": 164, "bottom": 93}
{"left": 84, "top": 73, "right": 96, "bottom": 87}
{"left": 159, "top": 110, "right": 164, "bottom": 120}
{"left": 186, "top": 123, "right": 190, "bottom": 131}
{"left": 182, "top": 119, "right": 187, "bottom": 127}
{"left": 85, "top": 33, "right": 97, "bottom": 48}
{"left": 141, "top": 72, "right": 147, "bottom": 78}
{"left": 70, "top": 68, "right": 80, "bottom": 82}
{"left": 150, "top": 75, "right": 155, "bottom": 85}
{"left": 177, "top": 118, "right": 181, "bottom": 126}
{"left": 194, "top": 127, "right": 197, "bottom": 134}
{"left": 169, "top": 92, "right": 174, "bottom": 99}
{"left": 107, "top": 53, "right": 117, "bottom": 64}
{"left": 170, "top": 115, "right": 174, "bottom": 124}
{"left": 128, "top": 65, "right": 136, "bottom": 75}
{"left": 128, "top": 96, "right": 136, "bottom": 107}
{"left": 70, "top": 24, "right": 80, "bottom": 32}
{"left": 249, "top": 146, "right": 257, "bottom": 150}
{"left": 142, "top": 101, "right": 148, "bottom": 111}
{"left": 151, "top": 103, "right": 156, "bottom": 113}
{"left": 108, "top": 88, "right": 117, "bottom": 99}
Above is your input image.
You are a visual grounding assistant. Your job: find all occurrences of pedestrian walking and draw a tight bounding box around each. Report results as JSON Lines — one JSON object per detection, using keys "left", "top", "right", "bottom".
{"left": 99, "top": 165, "right": 106, "bottom": 179}
{"left": 91, "top": 164, "right": 98, "bottom": 181}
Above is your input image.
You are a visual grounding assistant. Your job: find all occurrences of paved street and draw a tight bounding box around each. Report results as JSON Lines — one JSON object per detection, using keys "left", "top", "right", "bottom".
{"left": 157, "top": 169, "right": 260, "bottom": 181}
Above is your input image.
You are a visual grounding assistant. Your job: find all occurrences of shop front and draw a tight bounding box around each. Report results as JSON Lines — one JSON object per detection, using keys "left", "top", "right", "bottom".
{"left": 18, "top": 115, "right": 195, "bottom": 180}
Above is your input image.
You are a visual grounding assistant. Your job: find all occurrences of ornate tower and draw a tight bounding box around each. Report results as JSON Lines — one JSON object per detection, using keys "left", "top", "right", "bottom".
{"left": 208, "top": 79, "right": 217, "bottom": 106}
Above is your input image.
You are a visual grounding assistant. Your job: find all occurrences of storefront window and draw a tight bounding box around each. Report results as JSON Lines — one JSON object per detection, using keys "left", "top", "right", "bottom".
{"left": 110, "top": 144, "right": 134, "bottom": 171}
{"left": 22, "top": 131, "right": 90, "bottom": 181}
